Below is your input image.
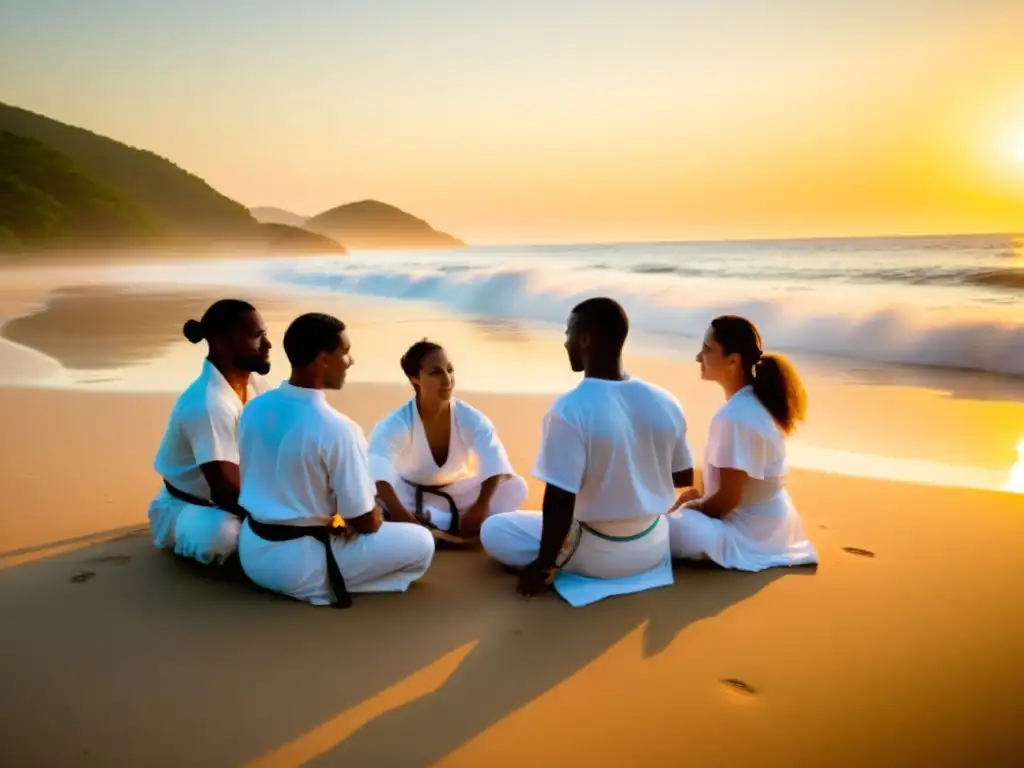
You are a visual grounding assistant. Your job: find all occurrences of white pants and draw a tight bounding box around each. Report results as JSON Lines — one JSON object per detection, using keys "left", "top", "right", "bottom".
{"left": 147, "top": 487, "right": 241, "bottom": 565}
{"left": 385, "top": 474, "right": 529, "bottom": 532}
{"left": 480, "top": 511, "right": 670, "bottom": 580}
{"left": 237, "top": 519, "right": 435, "bottom": 606}
{"left": 667, "top": 492, "right": 819, "bottom": 571}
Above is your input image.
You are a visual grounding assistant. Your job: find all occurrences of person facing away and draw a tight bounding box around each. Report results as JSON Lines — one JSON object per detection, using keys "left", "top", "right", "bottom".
{"left": 236, "top": 312, "right": 435, "bottom": 607}
{"left": 368, "top": 339, "right": 528, "bottom": 545}
{"left": 480, "top": 297, "right": 696, "bottom": 597}
{"left": 148, "top": 299, "right": 272, "bottom": 565}
{"left": 667, "top": 314, "right": 818, "bottom": 571}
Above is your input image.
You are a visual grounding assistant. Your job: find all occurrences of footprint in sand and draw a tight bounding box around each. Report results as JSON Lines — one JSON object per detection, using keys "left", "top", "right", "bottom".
{"left": 720, "top": 678, "right": 757, "bottom": 697}
{"left": 69, "top": 571, "right": 96, "bottom": 584}
{"left": 84, "top": 554, "right": 132, "bottom": 566}
{"left": 842, "top": 547, "right": 875, "bottom": 558}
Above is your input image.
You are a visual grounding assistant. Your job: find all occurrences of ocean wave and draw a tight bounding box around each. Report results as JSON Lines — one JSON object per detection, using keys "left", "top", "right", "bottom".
{"left": 614, "top": 262, "right": 1024, "bottom": 290}
{"left": 264, "top": 263, "right": 1024, "bottom": 377}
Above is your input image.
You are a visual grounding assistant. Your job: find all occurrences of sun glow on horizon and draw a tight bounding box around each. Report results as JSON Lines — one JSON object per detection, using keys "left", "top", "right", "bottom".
{"left": 1004, "top": 437, "right": 1024, "bottom": 494}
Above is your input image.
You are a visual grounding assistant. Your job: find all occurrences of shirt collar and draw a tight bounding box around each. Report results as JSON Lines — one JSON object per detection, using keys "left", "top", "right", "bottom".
{"left": 277, "top": 381, "right": 327, "bottom": 402}
{"left": 201, "top": 359, "right": 261, "bottom": 403}
{"left": 201, "top": 358, "right": 232, "bottom": 392}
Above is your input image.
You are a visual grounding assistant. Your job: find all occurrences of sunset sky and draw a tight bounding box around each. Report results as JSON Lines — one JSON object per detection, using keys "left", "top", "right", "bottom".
{"left": 2, "top": 0, "right": 1023, "bottom": 244}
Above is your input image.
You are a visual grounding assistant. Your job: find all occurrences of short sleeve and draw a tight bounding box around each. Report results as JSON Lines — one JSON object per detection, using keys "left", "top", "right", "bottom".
{"left": 181, "top": 400, "right": 240, "bottom": 465}
{"left": 706, "top": 415, "right": 769, "bottom": 480}
{"left": 464, "top": 406, "right": 515, "bottom": 479}
{"left": 326, "top": 420, "right": 378, "bottom": 519}
{"left": 366, "top": 409, "right": 412, "bottom": 487}
{"left": 531, "top": 407, "right": 586, "bottom": 494}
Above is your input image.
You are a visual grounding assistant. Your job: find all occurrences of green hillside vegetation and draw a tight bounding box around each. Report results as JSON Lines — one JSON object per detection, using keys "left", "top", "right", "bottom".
{"left": 0, "top": 102, "right": 256, "bottom": 240}
{"left": 0, "top": 102, "right": 466, "bottom": 255}
{"left": 0, "top": 130, "right": 155, "bottom": 251}
{"left": 305, "top": 200, "right": 465, "bottom": 249}
{"left": 257, "top": 222, "right": 347, "bottom": 254}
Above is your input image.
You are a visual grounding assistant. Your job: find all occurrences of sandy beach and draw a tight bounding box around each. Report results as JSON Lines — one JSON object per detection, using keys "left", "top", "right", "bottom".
{"left": 1, "top": 263, "right": 1022, "bottom": 767}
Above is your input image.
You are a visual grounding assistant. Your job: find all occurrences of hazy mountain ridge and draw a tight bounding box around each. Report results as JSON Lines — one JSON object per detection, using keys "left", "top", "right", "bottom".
{"left": 0, "top": 101, "right": 465, "bottom": 254}
{"left": 304, "top": 200, "right": 465, "bottom": 250}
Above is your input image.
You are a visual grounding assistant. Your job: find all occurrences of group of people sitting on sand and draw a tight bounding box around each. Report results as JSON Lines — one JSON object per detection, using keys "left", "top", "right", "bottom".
{"left": 147, "top": 296, "right": 818, "bottom": 607}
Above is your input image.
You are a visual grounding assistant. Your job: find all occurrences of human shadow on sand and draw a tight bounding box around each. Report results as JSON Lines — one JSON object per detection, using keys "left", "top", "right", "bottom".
{"left": 306, "top": 559, "right": 816, "bottom": 768}
{"left": 0, "top": 534, "right": 813, "bottom": 768}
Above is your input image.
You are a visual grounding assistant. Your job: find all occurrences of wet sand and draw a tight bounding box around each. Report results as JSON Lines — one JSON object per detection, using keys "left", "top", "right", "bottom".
{"left": 0, "top": 262, "right": 1022, "bottom": 766}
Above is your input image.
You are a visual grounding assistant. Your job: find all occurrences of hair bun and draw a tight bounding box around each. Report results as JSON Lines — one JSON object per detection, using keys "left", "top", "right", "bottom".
{"left": 182, "top": 319, "right": 204, "bottom": 344}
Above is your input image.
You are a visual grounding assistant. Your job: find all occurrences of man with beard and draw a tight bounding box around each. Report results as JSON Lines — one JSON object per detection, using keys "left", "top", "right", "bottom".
{"left": 147, "top": 299, "right": 273, "bottom": 565}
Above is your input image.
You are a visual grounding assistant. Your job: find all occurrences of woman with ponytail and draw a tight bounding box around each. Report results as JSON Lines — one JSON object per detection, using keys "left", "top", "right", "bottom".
{"left": 667, "top": 315, "right": 818, "bottom": 571}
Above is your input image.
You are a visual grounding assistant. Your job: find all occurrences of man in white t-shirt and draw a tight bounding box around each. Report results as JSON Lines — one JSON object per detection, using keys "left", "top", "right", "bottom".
{"left": 237, "top": 312, "right": 435, "bottom": 608}
{"left": 480, "top": 297, "right": 695, "bottom": 597}
{"left": 148, "top": 299, "right": 273, "bottom": 565}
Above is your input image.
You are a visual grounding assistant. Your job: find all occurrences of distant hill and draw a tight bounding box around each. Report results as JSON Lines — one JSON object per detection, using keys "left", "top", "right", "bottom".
{"left": 0, "top": 103, "right": 465, "bottom": 254}
{"left": 0, "top": 102, "right": 256, "bottom": 241}
{"left": 0, "top": 130, "right": 156, "bottom": 252}
{"left": 256, "top": 223, "right": 346, "bottom": 254}
{"left": 305, "top": 200, "right": 465, "bottom": 250}
{"left": 250, "top": 206, "right": 308, "bottom": 227}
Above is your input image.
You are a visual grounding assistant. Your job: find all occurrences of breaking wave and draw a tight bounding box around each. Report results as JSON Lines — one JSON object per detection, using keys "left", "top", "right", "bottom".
{"left": 263, "top": 262, "right": 1024, "bottom": 377}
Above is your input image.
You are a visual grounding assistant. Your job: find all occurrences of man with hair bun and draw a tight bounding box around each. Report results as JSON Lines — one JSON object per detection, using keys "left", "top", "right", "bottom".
{"left": 148, "top": 299, "right": 273, "bottom": 565}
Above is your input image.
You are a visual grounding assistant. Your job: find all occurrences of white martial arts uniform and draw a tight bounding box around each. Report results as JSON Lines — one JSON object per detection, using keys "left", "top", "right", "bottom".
{"left": 481, "top": 377, "right": 694, "bottom": 579}
{"left": 236, "top": 383, "right": 435, "bottom": 606}
{"left": 148, "top": 359, "right": 270, "bottom": 564}
{"left": 667, "top": 385, "right": 818, "bottom": 571}
{"left": 368, "top": 398, "right": 528, "bottom": 533}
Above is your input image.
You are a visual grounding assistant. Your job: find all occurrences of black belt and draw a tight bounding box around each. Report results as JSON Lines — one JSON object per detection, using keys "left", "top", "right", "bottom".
{"left": 406, "top": 480, "right": 461, "bottom": 537}
{"left": 163, "top": 480, "right": 246, "bottom": 519}
{"left": 164, "top": 479, "right": 351, "bottom": 609}
{"left": 164, "top": 480, "right": 216, "bottom": 508}
{"left": 245, "top": 517, "right": 352, "bottom": 609}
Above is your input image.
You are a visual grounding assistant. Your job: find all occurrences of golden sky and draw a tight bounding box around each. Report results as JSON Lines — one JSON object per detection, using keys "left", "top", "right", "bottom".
{"left": 2, "top": 0, "right": 1024, "bottom": 244}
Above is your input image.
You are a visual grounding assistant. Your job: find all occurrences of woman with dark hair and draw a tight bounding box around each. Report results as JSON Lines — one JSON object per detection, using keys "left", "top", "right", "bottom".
{"left": 148, "top": 299, "right": 273, "bottom": 565}
{"left": 368, "top": 339, "right": 528, "bottom": 545}
{"left": 667, "top": 315, "right": 818, "bottom": 571}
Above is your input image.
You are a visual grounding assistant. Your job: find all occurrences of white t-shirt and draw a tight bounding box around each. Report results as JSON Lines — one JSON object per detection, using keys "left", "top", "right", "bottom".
{"left": 237, "top": 382, "right": 377, "bottom": 526}
{"left": 532, "top": 377, "right": 694, "bottom": 523}
{"left": 153, "top": 359, "right": 270, "bottom": 501}
{"left": 704, "top": 385, "right": 787, "bottom": 501}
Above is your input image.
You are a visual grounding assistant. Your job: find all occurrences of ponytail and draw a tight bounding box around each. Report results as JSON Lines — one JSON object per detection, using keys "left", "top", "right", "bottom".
{"left": 752, "top": 353, "right": 806, "bottom": 435}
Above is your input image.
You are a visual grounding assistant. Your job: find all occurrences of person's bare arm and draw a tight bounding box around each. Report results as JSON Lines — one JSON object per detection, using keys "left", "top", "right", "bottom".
{"left": 198, "top": 461, "right": 246, "bottom": 516}
{"left": 473, "top": 475, "right": 502, "bottom": 510}
{"left": 687, "top": 468, "right": 746, "bottom": 519}
{"left": 535, "top": 484, "right": 575, "bottom": 569}
{"left": 459, "top": 474, "right": 504, "bottom": 537}
{"left": 375, "top": 481, "right": 418, "bottom": 524}
{"left": 517, "top": 483, "right": 575, "bottom": 596}
{"left": 344, "top": 505, "right": 384, "bottom": 534}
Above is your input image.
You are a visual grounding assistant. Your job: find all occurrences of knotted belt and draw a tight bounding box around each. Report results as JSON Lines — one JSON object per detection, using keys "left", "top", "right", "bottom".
{"left": 245, "top": 517, "right": 352, "bottom": 609}
{"left": 408, "top": 481, "right": 460, "bottom": 536}
{"left": 403, "top": 480, "right": 480, "bottom": 546}
{"left": 162, "top": 479, "right": 352, "bottom": 609}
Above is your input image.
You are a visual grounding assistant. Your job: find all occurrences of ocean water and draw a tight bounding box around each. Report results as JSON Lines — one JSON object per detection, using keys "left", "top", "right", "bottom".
{"left": 107, "top": 232, "right": 1024, "bottom": 378}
